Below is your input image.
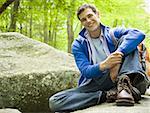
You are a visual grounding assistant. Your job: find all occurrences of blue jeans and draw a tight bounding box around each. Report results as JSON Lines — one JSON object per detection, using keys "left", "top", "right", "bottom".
{"left": 49, "top": 38, "right": 149, "bottom": 112}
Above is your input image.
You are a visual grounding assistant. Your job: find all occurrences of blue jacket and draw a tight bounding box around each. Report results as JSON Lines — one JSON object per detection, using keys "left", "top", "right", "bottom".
{"left": 72, "top": 24, "right": 145, "bottom": 86}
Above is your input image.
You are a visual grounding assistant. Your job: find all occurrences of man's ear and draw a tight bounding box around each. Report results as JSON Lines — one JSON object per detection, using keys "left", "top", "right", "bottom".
{"left": 96, "top": 11, "right": 100, "bottom": 18}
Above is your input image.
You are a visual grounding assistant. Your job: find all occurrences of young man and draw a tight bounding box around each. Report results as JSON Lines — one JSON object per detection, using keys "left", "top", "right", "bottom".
{"left": 49, "top": 4, "right": 149, "bottom": 112}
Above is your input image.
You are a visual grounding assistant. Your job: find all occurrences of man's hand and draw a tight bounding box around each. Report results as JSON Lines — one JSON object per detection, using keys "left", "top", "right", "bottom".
{"left": 100, "top": 51, "right": 123, "bottom": 71}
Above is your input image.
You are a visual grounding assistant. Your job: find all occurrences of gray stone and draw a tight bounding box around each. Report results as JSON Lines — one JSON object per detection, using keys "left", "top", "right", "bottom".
{"left": 0, "top": 108, "right": 21, "bottom": 113}
{"left": 0, "top": 32, "right": 79, "bottom": 112}
{"left": 73, "top": 95, "right": 150, "bottom": 113}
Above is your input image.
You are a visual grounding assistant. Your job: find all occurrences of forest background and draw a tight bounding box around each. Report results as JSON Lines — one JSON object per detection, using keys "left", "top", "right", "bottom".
{"left": 0, "top": 0, "right": 150, "bottom": 53}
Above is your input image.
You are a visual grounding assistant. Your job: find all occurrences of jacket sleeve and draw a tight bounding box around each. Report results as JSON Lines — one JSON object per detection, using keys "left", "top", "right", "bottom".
{"left": 113, "top": 27, "right": 145, "bottom": 55}
{"left": 72, "top": 40, "right": 105, "bottom": 79}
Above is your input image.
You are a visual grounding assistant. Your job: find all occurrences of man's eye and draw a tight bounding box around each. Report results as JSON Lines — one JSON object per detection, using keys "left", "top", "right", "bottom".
{"left": 81, "top": 18, "right": 86, "bottom": 22}
{"left": 88, "top": 14, "right": 93, "bottom": 18}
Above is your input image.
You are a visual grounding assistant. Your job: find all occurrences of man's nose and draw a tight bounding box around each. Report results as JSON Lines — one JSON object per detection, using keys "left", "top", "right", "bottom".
{"left": 86, "top": 18, "right": 91, "bottom": 23}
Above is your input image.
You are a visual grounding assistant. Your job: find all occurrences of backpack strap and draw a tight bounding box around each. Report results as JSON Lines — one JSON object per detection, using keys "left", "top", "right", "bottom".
{"left": 139, "top": 43, "right": 147, "bottom": 71}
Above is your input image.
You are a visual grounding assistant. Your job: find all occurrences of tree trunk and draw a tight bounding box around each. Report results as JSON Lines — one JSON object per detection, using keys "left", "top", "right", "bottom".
{"left": 29, "top": 0, "right": 33, "bottom": 38}
{"left": 51, "top": 9, "right": 58, "bottom": 47}
{"left": 8, "top": 0, "right": 20, "bottom": 32}
{"left": 29, "top": 13, "right": 32, "bottom": 38}
{"left": 19, "top": 23, "right": 22, "bottom": 33}
{"left": 52, "top": 15, "right": 58, "bottom": 47}
{"left": 67, "top": 0, "right": 75, "bottom": 53}
{"left": 43, "top": 0, "right": 48, "bottom": 43}
{"left": 54, "top": 31, "right": 57, "bottom": 47}
{"left": 25, "top": 23, "right": 28, "bottom": 36}
{"left": 49, "top": 21, "right": 52, "bottom": 42}
{"left": 67, "top": 14, "right": 74, "bottom": 53}
{"left": 49, "top": 4, "right": 52, "bottom": 44}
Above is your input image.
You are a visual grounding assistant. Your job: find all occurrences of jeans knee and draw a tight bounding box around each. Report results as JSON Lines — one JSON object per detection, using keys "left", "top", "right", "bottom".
{"left": 49, "top": 90, "right": 70, "bottom": 112}
{"left": 49, "top": 95, "right": 57, "bottom": 112}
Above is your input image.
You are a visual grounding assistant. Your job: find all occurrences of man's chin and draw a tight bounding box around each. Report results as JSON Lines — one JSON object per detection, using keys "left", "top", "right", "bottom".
{"left": 89, "top": 27, "right": 99, "bottom": 32}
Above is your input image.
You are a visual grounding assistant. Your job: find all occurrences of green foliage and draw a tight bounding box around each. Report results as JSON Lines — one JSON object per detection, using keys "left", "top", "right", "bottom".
{"left": 0, "top": 0, "right": 149, "bottom": 51}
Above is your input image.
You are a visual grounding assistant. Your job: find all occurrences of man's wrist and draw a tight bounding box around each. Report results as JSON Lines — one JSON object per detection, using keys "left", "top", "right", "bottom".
{"left": 115, "top": 51, "right": 124, "bottom": 56}
{"left": 99, "top": 62, "right": 106, "bottom": 71}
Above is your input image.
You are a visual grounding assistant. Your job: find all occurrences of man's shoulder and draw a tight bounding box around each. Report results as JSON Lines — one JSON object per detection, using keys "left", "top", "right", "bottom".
{"left": 72, "top": 35, "right": 86, "bottom": 47}
{"left": 74, "top": 28, "right": 87, "bottom": 43}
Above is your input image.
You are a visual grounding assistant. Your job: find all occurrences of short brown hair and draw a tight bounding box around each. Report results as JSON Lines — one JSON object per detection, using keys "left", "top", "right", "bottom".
{"left": 77, "top": 4, "right": 97, "bottom": 20}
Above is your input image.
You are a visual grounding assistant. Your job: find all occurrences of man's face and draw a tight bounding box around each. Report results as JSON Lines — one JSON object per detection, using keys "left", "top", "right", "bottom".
{"left": 79, "top": 8, "right": 100, "bottom": 32}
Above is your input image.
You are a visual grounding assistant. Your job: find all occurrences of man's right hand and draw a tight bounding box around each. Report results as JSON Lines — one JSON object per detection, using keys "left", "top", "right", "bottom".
{"left": 100, "top": 51, "right": 123, "bottom": 71}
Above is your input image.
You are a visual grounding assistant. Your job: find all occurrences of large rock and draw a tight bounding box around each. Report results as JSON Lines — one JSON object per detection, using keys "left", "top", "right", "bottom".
{"left": 0, "top": 32, "right": 79, "bottom": 112}
{"left": 0, "top": 109, "right": 21, "bottom": 113}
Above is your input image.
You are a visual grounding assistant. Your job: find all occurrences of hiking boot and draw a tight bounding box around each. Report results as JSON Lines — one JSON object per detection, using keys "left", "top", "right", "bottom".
{"left": 106, "top": 85, "right": 141, "bottom": 103}
{"left": 106, "top": 87, "right": 117, "bottom": 103}
{"left": 106, "top": 75, "right": 141, "bottom": 104}
{"left": 131, "top": 86, "right": 141, "bottom": 102}
{"left": 116, "top": 75, "right": 135, "bottom": 106}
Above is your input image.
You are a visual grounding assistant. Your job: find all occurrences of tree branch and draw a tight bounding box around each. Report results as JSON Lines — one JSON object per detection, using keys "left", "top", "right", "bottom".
{"left": 0, "top": 0, "right": 16, "bottom": 14}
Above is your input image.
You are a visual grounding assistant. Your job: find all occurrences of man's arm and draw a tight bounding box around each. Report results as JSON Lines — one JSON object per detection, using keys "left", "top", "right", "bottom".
{"left": 113, "top": 27, "right": 145, "bottom": 55}
{"left": 72, "top": 40, "right": 104, "bottom": 79}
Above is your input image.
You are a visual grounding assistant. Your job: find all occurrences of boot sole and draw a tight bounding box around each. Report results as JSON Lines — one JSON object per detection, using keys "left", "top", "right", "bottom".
{"left": 116, "top": 99, "right": 134, "bottom": 106}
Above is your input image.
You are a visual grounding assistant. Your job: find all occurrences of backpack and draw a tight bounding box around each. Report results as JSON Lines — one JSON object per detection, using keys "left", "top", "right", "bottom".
{"left": 138, "top": 43, "right": 147, "bottom": 71}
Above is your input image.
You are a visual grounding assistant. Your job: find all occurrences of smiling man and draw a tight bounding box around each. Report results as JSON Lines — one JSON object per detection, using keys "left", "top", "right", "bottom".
{"left": 49, "top": 4, "right": 149, "bottom": 113}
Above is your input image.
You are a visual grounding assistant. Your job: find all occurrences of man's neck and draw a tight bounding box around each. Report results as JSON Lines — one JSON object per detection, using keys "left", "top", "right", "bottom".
{"left": 89, "top": 27, "right": 101, "bottom": 39}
